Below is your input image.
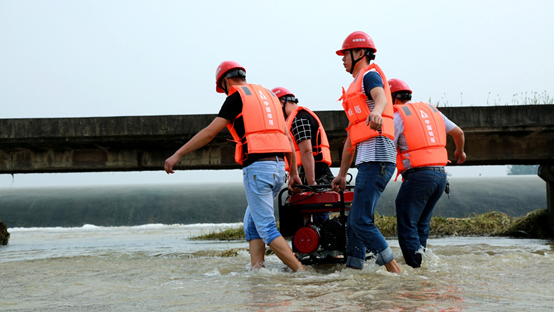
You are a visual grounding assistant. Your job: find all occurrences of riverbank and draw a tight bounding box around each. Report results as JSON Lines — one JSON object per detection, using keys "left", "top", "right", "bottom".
{"left": 192, "top": 209, "right": 554, "bottom": 241}
{"left": 0, "top": 218, "right": 9, "bottom": 245}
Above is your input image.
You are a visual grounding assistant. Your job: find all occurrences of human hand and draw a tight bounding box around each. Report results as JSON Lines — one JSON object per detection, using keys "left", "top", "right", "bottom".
{"left": 454, "top": 150, "right": 467, "bottom": 164}
{"left": 366, "top": 112, "right": 383, "bottom": 130}
{"left": 164, "top": 154, "right": 181, "bottom": 174}
{"left": 288, "top": 173, "right": 303, "bottom": 193}
{"left": 331, "top": 176, "right": 346, "bottom": 193}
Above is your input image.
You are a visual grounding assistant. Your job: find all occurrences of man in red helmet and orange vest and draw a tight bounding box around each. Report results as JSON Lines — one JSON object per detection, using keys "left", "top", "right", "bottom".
{"left": 272, "top": 87, "right": 334, "bottom": 187}
{"left": 389, "top": 78, "right": 466, "bottom": 268}
{"left": 164, "top": 61, "right": 304, "bottom": 272}
{"left": 331, "top": 31, "right": 401, "bottom": 273}
{"left": 273, "top": 87, "right": 334, "bottom": 227}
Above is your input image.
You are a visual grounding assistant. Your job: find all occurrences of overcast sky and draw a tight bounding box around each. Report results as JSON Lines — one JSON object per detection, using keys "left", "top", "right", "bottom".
{"left": 1, "top": 0, "right": 552, "bottom": 188}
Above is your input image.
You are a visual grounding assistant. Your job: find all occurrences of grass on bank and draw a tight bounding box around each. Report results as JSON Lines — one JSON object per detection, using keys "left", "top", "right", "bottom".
{"left": 191, "top": 209, "right": 554, "bottom": 241}
{"left": 428, "top": 90, "right": 553, "bottom": 107}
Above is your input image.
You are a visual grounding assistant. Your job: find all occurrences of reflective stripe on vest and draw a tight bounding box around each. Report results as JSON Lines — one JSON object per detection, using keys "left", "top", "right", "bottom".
{"left": 395, "top": 102, "right": 448, "bottom": 173}
{"left": 339, "top": 63, "right": 394, "bottom": 147}
{"left": 284, "top": 106, "right": 332, "bottom": 171}
{"left": 225, "top": 84, "right": 291, "bottom": 165}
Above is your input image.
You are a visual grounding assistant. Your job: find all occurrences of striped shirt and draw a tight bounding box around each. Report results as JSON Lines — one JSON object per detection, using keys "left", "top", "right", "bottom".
{"left": 354, "top": 70, "right": 396, "bottom": 165}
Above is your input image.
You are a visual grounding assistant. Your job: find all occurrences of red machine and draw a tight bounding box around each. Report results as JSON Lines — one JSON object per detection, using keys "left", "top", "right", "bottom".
{"left": 278, "top": 184, "right": 355, "bottom": 264}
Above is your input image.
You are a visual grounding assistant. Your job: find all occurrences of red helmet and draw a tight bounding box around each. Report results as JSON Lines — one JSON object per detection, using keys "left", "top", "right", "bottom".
{"left": 388, "top": 78, "right": 412, "bottom": 94}
{"left": 271, "top": 87, "right": 295, "bottom": 99}
{"left": 215, "top": 61, "right": 246, "bottom": 93}
{"left": 336, "top": 31, "right": 377, "bottom": 56}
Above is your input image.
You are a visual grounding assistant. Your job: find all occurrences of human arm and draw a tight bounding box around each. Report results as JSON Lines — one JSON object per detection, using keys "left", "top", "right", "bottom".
{"left": 366, "top": 86, "right": 388, "bottom": 131}
{"left": 331, "top": 133, "right": 355, "bottom": 192}
{"left": 393, "top": 112, "right": 403, "bottom": 147}
{"left": 362, "top": 71, "right": 387, "bottom": 131}
{"left": 285, "top": 131, "right": 302, "bottom": 190}
{"left": 297, "top": 139, "right": 316, "bottom": 185}
{"left": 164, "top": 117, "right": 229, "bottom": 174}
{"left": 448, "top": 126, "right": 466, "bottom": 164}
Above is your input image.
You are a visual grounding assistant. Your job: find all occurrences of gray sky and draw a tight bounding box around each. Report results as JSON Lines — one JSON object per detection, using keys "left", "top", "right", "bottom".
{"left": 1, "top": 0, "right": 551, "bottom": 187}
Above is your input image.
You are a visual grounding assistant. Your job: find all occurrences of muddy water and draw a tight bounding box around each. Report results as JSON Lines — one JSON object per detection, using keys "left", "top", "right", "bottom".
{"left": 1, "top": 224, "right": 553, "bottom": 311}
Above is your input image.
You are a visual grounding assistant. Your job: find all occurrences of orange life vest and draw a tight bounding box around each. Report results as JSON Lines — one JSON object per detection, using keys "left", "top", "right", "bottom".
{"left": 226, "top": 84, "right": 291, "bottom": 165}
{"left": 284, "top": 106, "right": 332, "bottom": 171}
{"left": 395, "top": 102, "right": 448, "bottom": 173}
{"left": 339, "top": 63, "right": 395, "bottom": 147}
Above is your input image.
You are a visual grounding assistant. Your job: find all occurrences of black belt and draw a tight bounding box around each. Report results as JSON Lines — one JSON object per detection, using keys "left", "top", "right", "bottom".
{"left": 258, "top": 156, "right": 284, "bottom": 161}
{"left": 402, "top": 166, "right": 445, "bottom": 176}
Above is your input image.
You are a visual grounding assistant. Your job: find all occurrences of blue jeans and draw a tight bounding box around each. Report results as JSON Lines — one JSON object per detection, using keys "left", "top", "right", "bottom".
{"left": 242, "top": 158, "right": 285, "bottom": 245}
{"left": 396, "top": 168, "right": 447, "bottom": 268}
{"left": 346, "top": 162, "right": 396, "bottom": 269}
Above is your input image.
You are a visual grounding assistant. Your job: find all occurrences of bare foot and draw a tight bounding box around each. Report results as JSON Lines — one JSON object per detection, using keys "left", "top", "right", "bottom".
{"left": 251, "top": 261, "right": 265, "bottom": 271}
{"left": 295, "top": 263, "right": 306, "bottom": 272}
{"left": 384, "top": 259, "right": 401, "bottom": 274}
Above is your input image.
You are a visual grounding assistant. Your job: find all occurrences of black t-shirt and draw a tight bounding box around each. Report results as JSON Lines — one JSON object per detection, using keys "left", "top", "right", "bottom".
{"left": 218, "top": 92, "right": 284, "bottom": 167}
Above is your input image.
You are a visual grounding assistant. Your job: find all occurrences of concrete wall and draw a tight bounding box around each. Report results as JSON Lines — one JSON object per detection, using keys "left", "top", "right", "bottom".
{"left": 0, "top": 105, "right": 553, "bottom": 173}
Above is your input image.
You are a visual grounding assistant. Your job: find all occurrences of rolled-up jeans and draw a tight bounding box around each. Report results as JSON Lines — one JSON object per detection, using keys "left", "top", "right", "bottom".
{"left": 242, "top": 158, "right": 285, "bottom": 245}
{"left": 346, "top": 162, "right": 395, "bottom": 269}
{"left": 396, "top": 167, "right": 447, "bottom": 268}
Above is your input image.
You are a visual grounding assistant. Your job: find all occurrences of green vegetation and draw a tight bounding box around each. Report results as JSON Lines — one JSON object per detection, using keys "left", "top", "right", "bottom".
{"left": 190, "top": 226, "right": 246, "bottom": 241}
{"left": 428, "top": 91, "right": 553, "bottom": 107}
{"left": 191, "top": 209, "right": 554, "bottom": 241}
{"left": 501, "top": 209, "right": 554, "bottom": 239}
{"left": 507, "top": 165, "right": 539, "bottom": 175}
{"left": 0, "top": 218, "right": 10, "bottom": 246}
{"left": 504, "top": 91, "right": 554, "bottom": 105}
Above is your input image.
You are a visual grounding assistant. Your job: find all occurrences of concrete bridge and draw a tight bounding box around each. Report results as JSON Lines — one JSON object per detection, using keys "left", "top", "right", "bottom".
{"left": 1, "top": 105, "right": 553, "bottom": 227}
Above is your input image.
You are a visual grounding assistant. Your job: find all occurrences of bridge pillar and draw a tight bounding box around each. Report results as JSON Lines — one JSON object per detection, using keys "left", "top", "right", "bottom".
{"left": 538, "top": 163, "right": 554, "bottom": 232}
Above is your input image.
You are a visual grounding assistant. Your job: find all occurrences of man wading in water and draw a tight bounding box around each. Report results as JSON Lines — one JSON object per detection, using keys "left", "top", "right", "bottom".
{"left": 331, "top": 31, "right": 401, "bottom": 273}
{"left": 165, "top": 61, "right": 305, "bottom": 272}
{"left": 389, "top": 78, "right": 466, "bottom": 268}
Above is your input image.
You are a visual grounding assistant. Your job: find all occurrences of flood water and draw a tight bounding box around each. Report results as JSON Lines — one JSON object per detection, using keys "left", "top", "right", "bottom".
{"left": 1, "top": 224, "right": 553, "bottom": 311}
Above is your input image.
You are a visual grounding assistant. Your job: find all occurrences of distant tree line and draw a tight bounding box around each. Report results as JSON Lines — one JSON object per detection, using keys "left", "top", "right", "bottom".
{"left": 507, "top": 165, "right": 539, "bottom": 175}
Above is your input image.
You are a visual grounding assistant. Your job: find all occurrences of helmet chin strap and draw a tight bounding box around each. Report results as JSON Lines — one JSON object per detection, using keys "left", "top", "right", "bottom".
{"left": 220, "top": 79, "right": 229, "bottom": 95}
{"left": 349, "top": 50, "right": 366, "bottom": 75}
{"left": 349, "top": 49, "right": 375, "bottom": 74}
